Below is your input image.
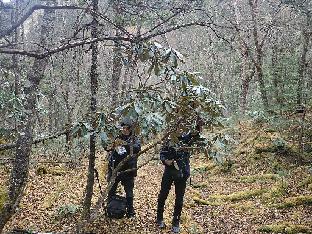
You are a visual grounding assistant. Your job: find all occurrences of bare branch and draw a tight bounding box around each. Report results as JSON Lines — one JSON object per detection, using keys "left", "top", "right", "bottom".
{"left": 0, "top": 129, "right": 69, "bottom": 151}
{"left": 0, "top": 36, "right": 131, "bottom": 58}
{"left": 141, "top": 21, "right": 213, "bottom": 41}
{"left": 0, "top": 4, "right": 85, "bottom": 39}
{"left": 142, "top": 9, "right": 185, "bottom": 36}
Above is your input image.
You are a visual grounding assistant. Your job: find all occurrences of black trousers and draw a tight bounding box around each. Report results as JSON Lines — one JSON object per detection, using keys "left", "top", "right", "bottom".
{"left": 108, "top": 176, "right": 134, "bottom": 199}
{"left": 157, "top": 168, "right": 187, "bottom": 221}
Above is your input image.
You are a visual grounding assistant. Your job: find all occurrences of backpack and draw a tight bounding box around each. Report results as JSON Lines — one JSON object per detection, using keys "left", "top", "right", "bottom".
{"left": 106, "top": 194, "right": 127, "bottom": 219}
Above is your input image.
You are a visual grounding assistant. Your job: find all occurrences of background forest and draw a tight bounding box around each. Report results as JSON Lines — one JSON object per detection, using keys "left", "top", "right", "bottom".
{"left": 0, "top": 0, "right": 311, "bottom": 233}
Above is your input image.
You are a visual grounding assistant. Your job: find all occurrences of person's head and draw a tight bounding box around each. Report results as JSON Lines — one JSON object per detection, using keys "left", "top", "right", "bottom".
{"left": 120, "top": 122, "right": 132, "bottom": 136}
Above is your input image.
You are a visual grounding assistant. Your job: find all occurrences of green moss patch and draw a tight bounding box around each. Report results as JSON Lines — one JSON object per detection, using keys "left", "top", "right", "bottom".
{"left": 259, "top": 223, "right": 312, "bottom": 233}
{"left": 275, "top": 195, "right": 312, "bottom": 209}
{"left": 193, "top": 189, "right": 268, "bottom": 206}
{"left": 193, "top": 196, "right": 223, "bottom": 206}
{"left": 298, "top": 176, "right": 312, "bottom": 188}
{"left": 208, "top": 188, "right": 268, "bottom": 202}
{"left": 0, "top": 186, "right": 8, "bottom": 211}
{"left": 192, "top": 163, "right": 216, "bottom": 173}
{"left": 228, "top": 201, "right": 256, "bottom": 212}
{"left": 263, "top": 181, "right": 288, "bottom": 202}
{"left": 239, "top": 174, "right": 279, "bottom": 183}
{"left": 36, "top": 166, "right": 67, "bottom": 176}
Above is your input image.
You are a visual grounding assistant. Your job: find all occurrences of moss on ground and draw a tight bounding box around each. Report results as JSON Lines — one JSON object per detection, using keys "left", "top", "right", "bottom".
{"left": 228, "top": 201, "right": 256, "bottom": 212}
{"left": 259, "top": 223, "right": 312, "bottom": 233}
{"left": 298, "top": 176, "right": 312, "bottom": 188}
{"left": 193, "top": 196, "right": 223, "bottom": 206}
{"left": 0, "top": 186, "right": 8, "bottom": 211}
{"left": 208, "top": 188, "right": 268, "bottom": 202}
{"left": 239, "top": 174, "right": 279, "bottom": 183}
{"left": 193, "top": 188, "right": 268, "bottom": 206}
{"left": 36, "top": 166, "right": 67, "bottom": 176}
{"left": 192, "top": 162, "right": 216, "bottom": 173}
{"left": 275, "top": 195, "right": 312, "bottom": 209}
{"left": 262, "top": 180, "right": 289, "bottom": 203}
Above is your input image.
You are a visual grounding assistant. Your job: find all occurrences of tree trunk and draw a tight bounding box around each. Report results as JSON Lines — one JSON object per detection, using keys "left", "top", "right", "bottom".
{"left": 121, "top": 50, "right": 133, "bottom": 97}
{"left": 248, "top": 0, "right": 269, "bottom": 110}
{"left": 233, "top": 0, "right": 254, "bottom": 113}
{"left": 11, "top": 1, "right": 21, "bottom": 132}
{"left": 82, "top": 0, "right": 99, "bottom": 220}
{"left": 0, "top": 6, "right": 55, "bottom": 232}
{"left": 271, "top": 40, "right": 283, "bottom": 113}
{"left": 110, "top": 2, "right": 124, "bottom": 107}
{"left": 297, "top": 14, "right": 311, "bottom": 106}
{"left": 110, "top": 31, "right": 123, "bottom": 107}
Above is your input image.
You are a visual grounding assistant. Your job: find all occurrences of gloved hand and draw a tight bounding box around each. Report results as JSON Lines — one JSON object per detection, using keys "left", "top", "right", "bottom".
{"left": 116, "top": 146, "right": 127, "bottom": 155}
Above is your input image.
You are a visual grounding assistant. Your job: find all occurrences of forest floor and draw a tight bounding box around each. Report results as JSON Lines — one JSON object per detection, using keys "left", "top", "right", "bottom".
{"left": 1, "top": 121, "right": 312, "bottom": 234}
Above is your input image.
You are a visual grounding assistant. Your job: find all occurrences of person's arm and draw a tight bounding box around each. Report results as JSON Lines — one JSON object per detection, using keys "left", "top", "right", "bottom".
{"left": 180, "top": 131, "right": 201, "bottom": 146}
{"left": 131, "top": 136, "right": 141, "bottom": 154}
{"left": 160, "top": 141, "right": 175, "bottom": 166}
{"left": 124, "top": 136, "right": 141, "bottom": 154}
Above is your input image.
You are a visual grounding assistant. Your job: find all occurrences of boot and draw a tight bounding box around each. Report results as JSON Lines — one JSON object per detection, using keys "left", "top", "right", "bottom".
{"left": 126, "top": 197, "right": 135, "bottom": 218}
{"left": 172, "top": 216, "right": 180, "bottom": 233}
{"left": 156, "top": 202, "right": 166, "bottom": 228}
{"left": 157, "top": 220, "right": 166, "bottom": 229}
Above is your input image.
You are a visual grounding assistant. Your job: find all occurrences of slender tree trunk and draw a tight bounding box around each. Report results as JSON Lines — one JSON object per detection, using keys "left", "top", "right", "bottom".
{"left": 249, "top": 0, "right": 269, "bottom": 110}
{"left": 110, "top": 31, "right": 123, "bottom": 106}
{"left": 121, "top": 50, "right": 133, "bottom": 96}
{"left": 12, "top": 0, "right": 20, "bottom": 98}
{"left": 82, "top": 0, "right": 99, "bottom": 219}
{"left": 48, "top": 78, "right": 57, "bottom": 133}
{"left": 240, "top": 67, "right": 254, "bottom": 113}
{"left": 110, "top": 2, "right": 124, "bottom": 107}
{"left": 297, "top": 16, "right": 310, "bottom": 106}
{"left": 233, "top": 0, "right": 254, "bottom": 113}
{"left": 0, "top": 7, "right": 55, "bottom": 231}
{"left": 271, "top": 41, "right": 283, "bottom": 113}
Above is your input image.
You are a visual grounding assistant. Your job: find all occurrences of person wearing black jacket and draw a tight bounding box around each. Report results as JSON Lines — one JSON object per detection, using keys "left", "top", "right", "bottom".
{"left": 156, "top": 130, "right": 199, "bottom": 233}
{"left": 107, "top": 122, "right": 141, "bottom": 218}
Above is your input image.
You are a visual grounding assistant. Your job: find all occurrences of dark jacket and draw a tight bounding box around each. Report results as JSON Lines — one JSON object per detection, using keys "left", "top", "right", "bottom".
{"left": 108, "top": 133, "right": 141, "bottom": 179}
{"left": 160, "top": 132, "right": 196, "bottom": 179}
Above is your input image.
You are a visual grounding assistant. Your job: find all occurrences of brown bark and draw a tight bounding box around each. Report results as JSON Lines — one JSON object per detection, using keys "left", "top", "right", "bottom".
{"left": 248, "top": 0, "right": 269, "bottom": 110}
{"left": 121, "top": 50, "right": 133, "bottom": 96}
{"left": 271, "top": 40, "right": 283, "bottom": 112}
{"left": 82, "top": 0, "right": 99, "bottom": 219}
{"left": 0, "top": 6, "right": 55, "bottom": 232}
{"left": 297, "top": 14, "right": 311, "bottom": 106}
{"left": 110, "top": 34, "right": 123, "bottom": 107}
{"left": 233, "top": 0, "right": 254, "bottom": 113}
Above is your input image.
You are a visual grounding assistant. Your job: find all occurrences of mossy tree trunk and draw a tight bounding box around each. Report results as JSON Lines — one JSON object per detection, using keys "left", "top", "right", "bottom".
{"left": 233, "top": 0, "right": 255, "bottom": 114}
{"left": 82, "top": 0, "right": 99, "bottom": 220}
{"left": 0, "top": 6, "right": 55, "bottom": 232}
{"left": 110, "top": 2, "right": 124, "bottom": 107}
{"left": 297, "top": 13, "right": 311, "bottom": 106}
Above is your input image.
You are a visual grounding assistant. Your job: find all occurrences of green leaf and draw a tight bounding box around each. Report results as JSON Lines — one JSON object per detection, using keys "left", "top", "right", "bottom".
{"left": 71, "top": 124, "right": 81, "bottom": 137}
{"left": 164, "top": 102, "right": 173, "bottom": 113}
{"left": 100, "top": 132, "right": 108, "bottom": 143}
{"left": 154, "top": 63, "right": 161, "bottom": 76}
{"left": 134, "top": 102, "right": 143, "bottom": 114}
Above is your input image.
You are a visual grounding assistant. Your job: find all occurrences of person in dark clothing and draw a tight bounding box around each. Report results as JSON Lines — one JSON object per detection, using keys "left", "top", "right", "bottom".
{"left": 107, "top": 122, "right": 141, "bottom": 218}
{"left": 156, "top": 129, "right": 201, "bottom": 233}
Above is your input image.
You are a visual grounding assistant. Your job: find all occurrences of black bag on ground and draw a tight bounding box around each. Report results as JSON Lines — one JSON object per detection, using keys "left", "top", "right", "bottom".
{"left": 106, "top": 194, "right": 127, "bottom": 219}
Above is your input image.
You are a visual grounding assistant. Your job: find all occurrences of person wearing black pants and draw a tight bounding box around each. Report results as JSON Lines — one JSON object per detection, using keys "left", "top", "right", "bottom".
{"left": 107, "top": 121, "right": 141, "bottom": 218}
{"left": 156, "top": 131, "right": 196, "bottom": 233}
